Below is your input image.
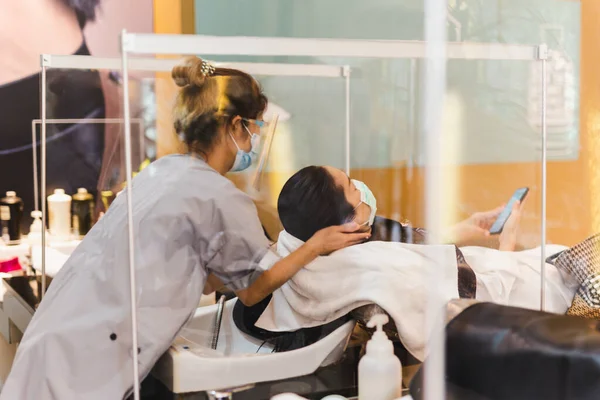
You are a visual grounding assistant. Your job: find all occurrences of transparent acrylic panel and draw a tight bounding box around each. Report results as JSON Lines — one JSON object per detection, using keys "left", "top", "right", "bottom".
{"left": 447, "top": 0, "right": 580, "bottom": 164}
{"left": 233, "top": 72, "right": 349, "bottom": 226}
{"left": 38, "top": 64, "right": 155, "bottom": 273}
{"left": 444, "top": 0, "right": 582, "bottom": 250}
{"left": 40, "top": 67, "right": 152, "bottom": 220}
{"left": 191, "top": 0, "right": 442, "bottom": 397}
{"left": 136, "top": 61, "right": 295, "bottom": 396}
{"left": 112, "top": 0, "right": 582, "bottom": 398}
{"left": 151, "top": 63, "right": 352, "bottom": 240}
{"left": 3, "top": 62, "right": 156, "bottom": 399}
{"left": 430, "top": 58, "right": 549, "bottom": 248}
{"left": 424, "top": 1, "right": 583, "bottom": 400}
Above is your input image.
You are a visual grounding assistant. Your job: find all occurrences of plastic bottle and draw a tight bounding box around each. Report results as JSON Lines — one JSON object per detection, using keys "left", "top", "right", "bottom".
{"left": 358, "top": 314, "right": 402, "bottom": 400}
{"left": 48, "top": 189, "right": 72, "bottom": 241}
{"left": 27, "top": 210, "right": 44, "bottom": 247}
{"left": 270, "top": 394, "right": 308, "bottom": 400}
{"left": 0, "top": 191, "right": 24, "bottom": 245}
{"left": 100, "top": 190, "right": 115, "bottom": 210}
{"left": 72, "top": 188, "right": 95, "bottom": 238}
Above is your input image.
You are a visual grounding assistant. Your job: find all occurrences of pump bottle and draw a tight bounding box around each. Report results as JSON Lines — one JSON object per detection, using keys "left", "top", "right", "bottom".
{"left": 27, "top": 211, "right": 44, "bottom": 247}
{"left": 358, "top": 314, "right": 402, "bottom": 400}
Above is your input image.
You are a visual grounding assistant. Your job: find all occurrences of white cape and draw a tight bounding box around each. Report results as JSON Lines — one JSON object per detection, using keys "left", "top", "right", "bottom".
{"left": 256, "top": 231, "right": 460, "bottom": 361}
{"left": 256, "top": 232, "right": 576, "bottom": 361}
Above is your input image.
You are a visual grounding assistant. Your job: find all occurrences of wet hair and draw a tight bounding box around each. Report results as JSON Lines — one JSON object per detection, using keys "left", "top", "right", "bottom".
{"left": 171, "top": 57, "right": 268, "bottom": 156}
{"left": 277, "top": 166, "right": 355, "bottom": 242}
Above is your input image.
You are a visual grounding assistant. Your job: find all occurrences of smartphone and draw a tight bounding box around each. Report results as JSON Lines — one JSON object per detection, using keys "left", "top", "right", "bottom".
{"left": 489, "top": 187, "right": 529, "bottom": 235}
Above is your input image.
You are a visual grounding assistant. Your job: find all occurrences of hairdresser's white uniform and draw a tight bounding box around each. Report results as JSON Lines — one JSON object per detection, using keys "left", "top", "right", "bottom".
{"left": 1, "top": 155, "right": 277, "bottom": 400}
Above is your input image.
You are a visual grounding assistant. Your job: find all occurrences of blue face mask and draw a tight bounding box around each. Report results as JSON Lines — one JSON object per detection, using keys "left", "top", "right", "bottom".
{"left": 229, "top": 125, "right": 260, "bottom": 172}
{"left": 351, "top": 179, "right": 378, "bottom": 226}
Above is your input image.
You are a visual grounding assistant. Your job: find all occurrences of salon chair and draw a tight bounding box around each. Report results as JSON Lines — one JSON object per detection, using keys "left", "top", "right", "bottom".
{"left": 229, "top": 216, "right": 426, "bottom": 360}
{"left": 410, "top": 300, "right": 600, "bottom": 400}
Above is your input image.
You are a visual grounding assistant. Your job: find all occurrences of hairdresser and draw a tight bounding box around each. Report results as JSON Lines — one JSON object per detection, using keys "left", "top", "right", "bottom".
{"left": 0, "top": 57, "right": 370, "bottom": 400}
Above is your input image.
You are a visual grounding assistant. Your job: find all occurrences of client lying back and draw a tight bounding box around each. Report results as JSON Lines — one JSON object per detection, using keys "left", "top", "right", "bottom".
{"left": 234, "top": 166, "right": 578, "bottom": 361}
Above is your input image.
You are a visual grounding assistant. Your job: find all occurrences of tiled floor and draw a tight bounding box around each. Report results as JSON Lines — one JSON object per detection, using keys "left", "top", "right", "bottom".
{"left": 0, "top": 334, "right": 16, "bottom": 391}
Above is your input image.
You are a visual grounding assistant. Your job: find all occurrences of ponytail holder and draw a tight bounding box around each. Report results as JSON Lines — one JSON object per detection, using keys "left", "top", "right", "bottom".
{"left": 200, "top": 60, "right": 216, "bottom": 77}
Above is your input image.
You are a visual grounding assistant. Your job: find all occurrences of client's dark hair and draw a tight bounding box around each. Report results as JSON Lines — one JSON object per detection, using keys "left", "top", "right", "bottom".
{"left": 278, "top": 166, "right": 355, "bottom": 242}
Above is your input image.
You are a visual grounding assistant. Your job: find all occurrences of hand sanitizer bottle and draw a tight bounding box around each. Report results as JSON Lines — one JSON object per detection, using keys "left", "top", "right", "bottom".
{"left": 358, "top": 314, "right": 402, "bottom": 400}
{"left": 27, "top": 210, "right": 45, "bottom": 246}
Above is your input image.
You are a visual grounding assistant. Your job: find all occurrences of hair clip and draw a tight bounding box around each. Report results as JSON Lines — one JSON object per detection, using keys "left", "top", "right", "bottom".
{"left": 200, "top": 60, "right": 216, "bottom": 77}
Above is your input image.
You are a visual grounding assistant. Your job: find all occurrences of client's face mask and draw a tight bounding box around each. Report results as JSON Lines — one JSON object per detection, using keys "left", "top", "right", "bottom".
{"left": 229, "top": 124, "right": 260, "bottom": 172}
{"left": 351, "top": 179, "right": 377, "bottom": 226}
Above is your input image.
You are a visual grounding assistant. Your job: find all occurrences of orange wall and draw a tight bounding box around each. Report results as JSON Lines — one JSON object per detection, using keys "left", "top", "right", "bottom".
{"left": 350, "top": 160, "right": 591, "bottom": 247}
{"left": 153, "top": 0, "right": 193, "bottom": 158}
{"left": 154, "top": 1, "right": 597, "bottom": 247}
{"left": 580, "top": 0, "right": 600, "bottom": 238}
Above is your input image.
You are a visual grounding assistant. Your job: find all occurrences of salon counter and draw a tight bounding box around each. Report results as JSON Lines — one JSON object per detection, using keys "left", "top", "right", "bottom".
{"left": 0, "top": 275, "right": 49, "bottom": 344}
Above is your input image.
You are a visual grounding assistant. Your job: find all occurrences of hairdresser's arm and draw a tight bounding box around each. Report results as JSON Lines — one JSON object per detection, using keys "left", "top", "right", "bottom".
{"left": 236, "top": 223, "right": 370, "bottom": 307}
{"left": 203, "top": 274, "right": 225, "bottom": 295}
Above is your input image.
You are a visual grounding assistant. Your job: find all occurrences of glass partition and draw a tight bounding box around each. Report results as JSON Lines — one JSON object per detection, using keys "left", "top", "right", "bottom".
{"left": 444, "top": 0, "right": 582, "bottom": 249}
{"left": 0, "top": 0, "right": 590, "bottom": 399}
{"left": 31, "top": 2, "right": 579, "bottom": 400}
{"left": 32, "top": 1, "right": 585, "bottom": 399}
{"left": 41, "top": 67, "right": 150, "bottom": 208}
{"left": 191, "top": 1, "right": 583, "bottom": 399}
{"left": 428, "top": 1, "right": 583, "bottom": 399}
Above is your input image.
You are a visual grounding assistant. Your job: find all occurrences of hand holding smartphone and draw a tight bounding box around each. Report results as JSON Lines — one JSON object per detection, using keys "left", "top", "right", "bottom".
{"left": 489, "top": 187, "right": 529, "bottom": 235}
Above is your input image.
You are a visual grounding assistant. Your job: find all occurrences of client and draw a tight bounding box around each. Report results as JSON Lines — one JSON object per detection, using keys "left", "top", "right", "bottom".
{"left": 231, "top": 166, "right": 579, "bottom": 361}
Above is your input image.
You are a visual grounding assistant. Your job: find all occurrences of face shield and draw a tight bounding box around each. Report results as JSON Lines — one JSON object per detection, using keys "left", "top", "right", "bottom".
{"left": 249, "top": 114, "right": 279, "bottom": 192}
{"left": 226, "top": 114, "right": 278, "bottom": 184}
{"left": 223, "top": 114, "right": 280, "bottom": 240}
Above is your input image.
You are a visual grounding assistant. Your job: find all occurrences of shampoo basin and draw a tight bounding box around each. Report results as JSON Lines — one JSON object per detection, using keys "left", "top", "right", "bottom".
{"left": 151, "top": 299, "right": 355, "bottom": 393}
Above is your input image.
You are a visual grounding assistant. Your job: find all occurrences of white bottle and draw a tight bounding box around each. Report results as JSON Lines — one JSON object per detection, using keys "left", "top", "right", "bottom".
{"left": 27, "top": 210, "right": 44, "bottom": 247}
{"left": 47, "top": 189, "right": 72, "bottom": 241}
{"left": 358, "top": 314, "right": 402, "bottom": 400}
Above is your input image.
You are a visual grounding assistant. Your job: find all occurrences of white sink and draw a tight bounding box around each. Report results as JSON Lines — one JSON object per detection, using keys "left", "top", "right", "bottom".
{"left": 151, "top": 299, "right": 355, "bottom": 393}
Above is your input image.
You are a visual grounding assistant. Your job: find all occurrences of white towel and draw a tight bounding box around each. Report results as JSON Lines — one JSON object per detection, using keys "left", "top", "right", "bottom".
{"left": 256, "top": 232, "right": 576, "bottom": 361}
{"left": 256, "top": 230, "right": 460, "bottom": 361}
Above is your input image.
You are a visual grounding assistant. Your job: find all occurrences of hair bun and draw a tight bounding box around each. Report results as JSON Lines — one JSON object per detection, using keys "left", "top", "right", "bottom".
{"left": 172, "top": 57, "right": 211, "bottom": 88}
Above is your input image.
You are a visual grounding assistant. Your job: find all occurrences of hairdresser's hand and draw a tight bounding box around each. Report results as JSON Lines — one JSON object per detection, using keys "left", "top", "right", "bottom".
{"left": 446, "top": 205, "right": 505, "bottom": 244}
{"left": 499, "top": 200, "right": 524, "bottom": 251}
{"left": 306, "top": 222, "right": 371, "bottom": 256}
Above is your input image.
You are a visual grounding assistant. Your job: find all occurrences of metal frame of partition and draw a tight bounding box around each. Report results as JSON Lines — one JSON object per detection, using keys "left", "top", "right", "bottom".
{"left": 119, "top": 32, "right": 548, "bottom": 399}
{"left": 38, "top": 55, "right": 350, "bottom": 287}
{"left": 38, "top": 52, "right": 351, "bottom": 398}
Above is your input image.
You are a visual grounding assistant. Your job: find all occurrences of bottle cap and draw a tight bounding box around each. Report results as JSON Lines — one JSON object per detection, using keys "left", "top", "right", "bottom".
{"left": 29, "top": 211, "right": 43, "bottom": 233}
{"left": 6, "top": 191, "right": 16, "bottom": 197}
{"left": 54, "top": 189, "right": 65, "bottom": 195}
{"left": 367, "top": 313, "right": 389, "bottom": 331}
{"left": 366, "top": 314, "right": 393, "bottom": 355}
{"left": 77, "top": 188, "right": 88, "bottom": 194}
